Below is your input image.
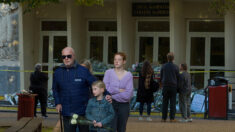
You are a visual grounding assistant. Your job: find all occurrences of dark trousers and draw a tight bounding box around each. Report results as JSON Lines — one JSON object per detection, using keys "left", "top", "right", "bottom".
{"left": 112, "top": 100, "right": 129, "bottom": 132}
{"left": 139, "top": 102, "right": 151, "bottom": 116}
{"left": 162, "top": 86, "right": 177, "bottom": 120}
{"left": 34, "top": 93, "right": 47, "bottom": 116}
{"left": 63, "top": 116, "right": 89, "bottom": 132}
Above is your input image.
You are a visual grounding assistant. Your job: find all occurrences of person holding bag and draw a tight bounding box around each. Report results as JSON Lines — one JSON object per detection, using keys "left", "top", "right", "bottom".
{"left": 136, "top": 61, "right": 159, "bottom": 121}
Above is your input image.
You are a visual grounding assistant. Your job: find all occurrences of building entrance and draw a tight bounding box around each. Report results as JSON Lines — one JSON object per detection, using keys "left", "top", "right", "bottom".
{"left": 187, "top": 20, "right": 225, "bottom": 89}
{"left": 40, "top": 21, "right": 67, "bottom": 91}
{"left": 87, "top": 21, "right": 117, "bottom": 64}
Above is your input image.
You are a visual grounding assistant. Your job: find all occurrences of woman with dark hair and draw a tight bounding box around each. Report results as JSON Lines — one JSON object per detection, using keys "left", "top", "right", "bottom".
{"left": 136, "top": 61, "right": 158, "bottom": 121}
{"left": 29, "top": 63, "right": 48, "bottom": 118}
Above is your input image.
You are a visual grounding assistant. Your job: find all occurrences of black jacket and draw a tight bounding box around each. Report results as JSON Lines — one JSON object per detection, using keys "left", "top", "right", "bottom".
{"left": 29, "top": 71, "right": 48, "bottom": 94}
{"left": 136, "top": 73, "right": 158, "bottom": 103}
{"left": 160, "top": 62, "right": 180, "bottom": 87}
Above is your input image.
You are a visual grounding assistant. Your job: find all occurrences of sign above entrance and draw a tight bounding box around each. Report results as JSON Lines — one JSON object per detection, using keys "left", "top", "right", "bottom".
{"left": 132, "top": 3, "right": 169, "bottom": 17}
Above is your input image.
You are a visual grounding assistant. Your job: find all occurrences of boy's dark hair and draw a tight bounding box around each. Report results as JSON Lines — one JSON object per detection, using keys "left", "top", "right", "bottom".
{"left": 92, "top": 80, "right": 106, "bottom": 90}
{"left": 167, "top": 52, "right": 174, "bottom": 62}
{"left": 181, "top": 63, "right": 187, "bottom": 70}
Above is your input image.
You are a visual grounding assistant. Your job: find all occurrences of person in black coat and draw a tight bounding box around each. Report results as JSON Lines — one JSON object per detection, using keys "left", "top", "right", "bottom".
{"left": 160, "top": 52, "right": 180, "bottom": 122}
{"left": 29, "top": 63, "right": 48, "bottom": 118}
{"left": 136, "top": 61, "right": 158, "bottom": 121}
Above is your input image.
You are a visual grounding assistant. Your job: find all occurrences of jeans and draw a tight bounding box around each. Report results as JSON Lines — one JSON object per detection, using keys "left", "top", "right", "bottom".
{"left": 162, "top": 86, "right": 177, "bottom": 120}
{"left": 63, "top": 116, "right": 89, "bottom": 132}
{"left": 179, "top": 92, "right": 191, "bottom": 119}
{"left": 139, "top": 102, "right": 151, "bottom": 116}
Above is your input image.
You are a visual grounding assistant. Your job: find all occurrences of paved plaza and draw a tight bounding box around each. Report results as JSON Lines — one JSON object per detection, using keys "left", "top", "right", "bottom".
{"left": 1, "top": 112, "right": 235, "bottom": 132}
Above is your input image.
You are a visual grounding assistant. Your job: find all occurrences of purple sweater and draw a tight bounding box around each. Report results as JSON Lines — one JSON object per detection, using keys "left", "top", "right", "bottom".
{"left": 103, "top": 69, "right": 134, "bottom": 103}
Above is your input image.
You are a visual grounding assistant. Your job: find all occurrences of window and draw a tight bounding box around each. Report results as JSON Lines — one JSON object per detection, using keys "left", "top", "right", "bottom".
{"left": 88, "top": 21, "right": 117, "bottom": 64}
{"left": 191, "top": 69, "right": 204, "bottom": 89}
{"left": 53, "top": 36, "right": 67, "bottom": 63}
{"left": 41, "top": 21, "right": 67, "bottom": 31}
{"left": 108, "top": 37, "right": 117, "bottom": 64}
{"left": 90, "top": 37, "right": 104, "bottom": 62}
{"left": 189, "top": 21, "right": 224, "bottom": 32}
{"left": 210, "top": 38, "right": 224, "bottom": 66}
{"left": 139, "top": 37, "right": 153, "bottom": 62}
{"left": 190, "top": 37, "right": 205, "bottom": 66}
{"left": 158, "top": 37, "right": 170, "bottom": 64}
{"left": 187, "top": 20, "right": 224, "bottom": 89}
{"left": 138, "top": 21, "right": 169, "bottom": 32}
{"left": 89, "top": 21, "right": 117, "bottom": 31}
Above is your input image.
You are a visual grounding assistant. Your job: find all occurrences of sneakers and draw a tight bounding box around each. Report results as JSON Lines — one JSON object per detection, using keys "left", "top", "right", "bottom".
{"left": 179, "top": 119, "right": 188, "bottom": 123}
{"left": 161, "top": 119, "right": 166, "bottom": 122}
{"left": 42, "top": 115, "right": 48, "bottom": 119}
{"left": 187, "top": 118, "right": 193, "bottom": 122}
{"left": 146, "top": 117, "right": 152, "bottom": 121}
{"left": 138, "top": 116, "right": 143, "bottom": 121}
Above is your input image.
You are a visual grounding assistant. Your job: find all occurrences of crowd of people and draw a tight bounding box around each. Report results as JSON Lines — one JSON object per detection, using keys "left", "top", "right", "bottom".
{"left": 31, "top": 46, "right": 192, "bottom": 132}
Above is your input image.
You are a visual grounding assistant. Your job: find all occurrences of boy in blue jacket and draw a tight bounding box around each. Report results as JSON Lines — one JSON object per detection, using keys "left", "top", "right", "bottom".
{"left": 86, "top": 81, "right": 115, "bottom": 132}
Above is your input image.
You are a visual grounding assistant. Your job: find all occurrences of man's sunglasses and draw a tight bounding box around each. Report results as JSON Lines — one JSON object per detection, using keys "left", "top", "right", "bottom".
{"left": 62, "top": 55, "right": 72, "bottom": 59}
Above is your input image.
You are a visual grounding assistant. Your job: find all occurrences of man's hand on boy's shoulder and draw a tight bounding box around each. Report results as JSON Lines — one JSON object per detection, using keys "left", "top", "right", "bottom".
{"left": 105, "top": 95, "right": 112, "bottom": 103}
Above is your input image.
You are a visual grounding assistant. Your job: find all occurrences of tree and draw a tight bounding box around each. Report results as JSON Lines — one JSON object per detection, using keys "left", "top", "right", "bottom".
{"left": 210, "top": 0, "right": 235, "bottom": 16}
{"left": 0, "top": 0, "right": 104, "bottom": 13}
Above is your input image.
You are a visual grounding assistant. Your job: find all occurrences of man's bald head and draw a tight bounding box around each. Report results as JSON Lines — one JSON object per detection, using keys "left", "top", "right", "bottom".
{"left": 62, "top": 47, "right": 75, "bottom": 56}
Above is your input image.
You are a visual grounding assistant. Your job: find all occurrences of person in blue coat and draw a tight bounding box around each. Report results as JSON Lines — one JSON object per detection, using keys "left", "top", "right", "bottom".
{"left": 86, "top": 81, "right": 114, "bottom": 132}
{"left": 53, "top": 47, "right": 96, "bottom": 132}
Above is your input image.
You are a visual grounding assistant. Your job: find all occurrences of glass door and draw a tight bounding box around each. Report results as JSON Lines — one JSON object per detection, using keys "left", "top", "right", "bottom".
{"left": 139, "top": 37, "right": 154, "bottom": 63}
{"left": 137, "top": 34, "right": 169, "bottom": 64}
{"left": 90, "top": 36, "right": 104, "bottom": 62}
{"left": 158, "top": 37, "right": 170, "bottom": 64}
{"left": 188, "top": 35, "right": 224, "bottom": 89}
{"left": 89, "top": 33, "right": 117, "bottom": 64}
{"left": 41, "top": 32, "right": 67, "bottom": 91}
{"left": 189, "top": 37, "right": 206, "bottom": 89}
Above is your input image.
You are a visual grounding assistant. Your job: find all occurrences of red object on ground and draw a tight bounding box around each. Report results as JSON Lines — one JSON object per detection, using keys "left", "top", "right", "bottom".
{"left": 17, "top": 94, "right": 37, "bottom": 120}
{"left": 208, "top": 85, "right": 228, "bottom": 119}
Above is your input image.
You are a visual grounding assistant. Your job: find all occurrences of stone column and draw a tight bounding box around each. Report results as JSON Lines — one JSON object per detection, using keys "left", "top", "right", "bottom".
{"left": 20, "top": 6, "right": 36, "bottom": 91}
{"left": 67, "top": 0, "right": 86, "bottom": 61}
{"left": 116, "top": 0, "right": 135, "bottom": 67}
{"left": 19, "top": 6, "right": 25, "bottom": 91}
{"left": 169, "top": 0, "right": 186, "bottom": 65}
{"left": 225, "top": 12, "right": 235, "bottom": 109}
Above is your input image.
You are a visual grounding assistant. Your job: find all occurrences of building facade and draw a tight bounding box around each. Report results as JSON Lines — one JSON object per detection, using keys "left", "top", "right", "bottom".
{"left": 17, "top": 0, "right": 235, "bottom": 107}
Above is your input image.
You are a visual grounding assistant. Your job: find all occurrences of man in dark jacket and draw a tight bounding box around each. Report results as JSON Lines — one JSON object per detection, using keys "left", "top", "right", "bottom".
{"left": 53, "top": 47, "right": 96, "bottom": 132}
{"left": 30, "top": 63, "right": 48, "bottom": 118}
{"left": 160, "top": 52, "right": 180, "bottom": 122}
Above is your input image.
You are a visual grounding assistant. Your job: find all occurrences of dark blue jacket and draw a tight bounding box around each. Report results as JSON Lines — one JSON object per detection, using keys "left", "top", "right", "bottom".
{"left": 53, "top": 62, "right": 96, "bottom": 116}
{"left": 160, "top": 62, "right": 180, "bottom": 87}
